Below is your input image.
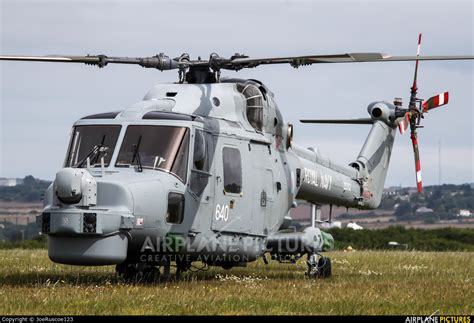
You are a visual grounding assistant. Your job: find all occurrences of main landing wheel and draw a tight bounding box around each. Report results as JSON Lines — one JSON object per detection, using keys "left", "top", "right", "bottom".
{"left": 306, "top": 254, "right": 332, "bottom": 279}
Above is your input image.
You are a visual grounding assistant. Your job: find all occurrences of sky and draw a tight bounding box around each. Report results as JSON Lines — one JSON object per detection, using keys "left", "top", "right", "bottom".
{"left": 0, "top": 0, "right": 472, "bottom": 187}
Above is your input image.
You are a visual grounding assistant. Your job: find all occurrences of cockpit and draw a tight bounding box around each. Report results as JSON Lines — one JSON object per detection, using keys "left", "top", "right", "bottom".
{"left": 65, "top": 124, "right": 190, "bottom": 182}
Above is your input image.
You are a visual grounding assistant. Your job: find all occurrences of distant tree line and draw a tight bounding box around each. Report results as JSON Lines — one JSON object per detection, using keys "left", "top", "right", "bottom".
{"left": 328, "top": 226, "right": 474, "bottom": 251}
{"left": 339, "top": 184, "right": 473, "bottom": 222}
{"left": 0, "top": 176, "right": 51, "bottom": 202}
{"left": 390, "top": 184, "right": 472, "bottom": 222}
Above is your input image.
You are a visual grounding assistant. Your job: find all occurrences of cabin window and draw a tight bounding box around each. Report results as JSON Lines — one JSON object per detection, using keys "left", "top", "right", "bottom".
{"left": 223, "top": 147, "right": 242, "bottom": 194}
{"left": 166, "top": 192, "right": 184, "bottom": 224}
{"left": 66, "top": 125, "right": 121, "bottom": 168}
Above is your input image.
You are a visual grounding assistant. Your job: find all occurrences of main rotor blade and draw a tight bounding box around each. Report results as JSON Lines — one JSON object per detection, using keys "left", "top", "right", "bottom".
{"left": 227, "top": 52, "right": 474, "bottom": 69}
{"left": 0, "top": 54, "right": 180, "bottom": 70}
{"left": 422, "top": 92, "right": 449, "bottom": 112}
{"left": 3, "top": 52, "right": 473, "bottom": 72}
{"left": 410, "top": 132, "right": 423, "bottom": 193}
{"left": 300, "top": 118, "right": 373, "bottom": 124}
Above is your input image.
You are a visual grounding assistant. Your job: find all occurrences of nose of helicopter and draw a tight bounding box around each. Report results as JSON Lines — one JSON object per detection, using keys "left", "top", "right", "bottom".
{"left": 42, "top": 169, "right": 174, "bottom": 265}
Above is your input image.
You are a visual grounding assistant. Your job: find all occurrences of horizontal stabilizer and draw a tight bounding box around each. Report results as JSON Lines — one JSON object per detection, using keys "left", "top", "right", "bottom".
{"left": 300, "top": 118, "right": 372, "bottom": 124}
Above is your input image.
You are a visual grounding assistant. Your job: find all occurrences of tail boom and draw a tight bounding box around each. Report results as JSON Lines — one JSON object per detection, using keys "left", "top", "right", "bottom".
{"left": 294, "top": 102, "right": 398, "bottom": 210}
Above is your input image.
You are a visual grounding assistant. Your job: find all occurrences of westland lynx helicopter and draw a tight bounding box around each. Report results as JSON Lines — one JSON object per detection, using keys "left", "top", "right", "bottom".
{"left": 1, "top": 34, "right": 472, "bottom": 280}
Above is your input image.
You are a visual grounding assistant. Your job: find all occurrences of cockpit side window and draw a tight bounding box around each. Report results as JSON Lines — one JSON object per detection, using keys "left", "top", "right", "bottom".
{"left": 190, "top": 129, "right": 212, "bottom": 196}
{"left": 193, "top": 130, "right": 207, "bottom": 171}
{"left": 170, "top": 131, "right": 190, "bottom": 182}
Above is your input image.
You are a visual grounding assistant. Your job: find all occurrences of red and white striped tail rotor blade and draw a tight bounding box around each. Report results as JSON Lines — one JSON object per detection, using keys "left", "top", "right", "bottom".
{"left": 398, "top": 113, "right": 410, "bottom": 135}
{"left": 415, "top": 159, "right": 422, "bottom": 193}
{"left": 410, "top": 133, "right": 423, "bottom": 192}
{"left": 422, "top": 92, "right": 449, "bottom": 112}
{"left": 410, "top": 33, "right": 422, "bottom": 98}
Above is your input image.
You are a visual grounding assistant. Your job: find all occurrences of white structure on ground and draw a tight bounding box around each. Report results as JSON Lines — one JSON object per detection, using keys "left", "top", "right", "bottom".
{"left": 346, "top": 222, "right": 363, "bottom": 230}
{"left": 458, "top": 209, "right": 472, "bottom": 217}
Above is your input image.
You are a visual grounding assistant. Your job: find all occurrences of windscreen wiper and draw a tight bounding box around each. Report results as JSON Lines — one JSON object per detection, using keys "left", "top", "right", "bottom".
{"left": 77, "top": 135, "right": 106, "bottom": 168}
{"left": 132, "top": 135, "right": 143, "bottom": 172}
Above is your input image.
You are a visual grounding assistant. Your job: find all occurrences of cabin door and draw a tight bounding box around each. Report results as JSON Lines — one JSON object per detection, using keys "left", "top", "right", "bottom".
{"left": 211, "top": 139, "right": 251, "bottom": 234}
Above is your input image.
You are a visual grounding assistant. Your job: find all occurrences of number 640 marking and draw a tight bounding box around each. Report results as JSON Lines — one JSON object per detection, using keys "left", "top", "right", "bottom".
{"left": 215, "top": 204, "right": 229, "bottom": 222}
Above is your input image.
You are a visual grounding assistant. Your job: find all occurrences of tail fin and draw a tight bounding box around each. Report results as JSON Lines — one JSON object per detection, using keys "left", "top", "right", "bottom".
{"left": 350, "top": 102, "right": 398, "bottom": 208}
{"left": 355, "top": 121, "right": 396, "bottom": 208}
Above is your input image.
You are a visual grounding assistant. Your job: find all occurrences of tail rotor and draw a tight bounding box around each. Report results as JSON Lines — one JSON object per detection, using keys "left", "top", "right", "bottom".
{"left": 395, "top": 33, "right": 450, "bottom": 192}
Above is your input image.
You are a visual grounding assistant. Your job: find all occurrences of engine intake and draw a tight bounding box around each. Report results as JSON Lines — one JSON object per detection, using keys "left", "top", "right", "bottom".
{"left": 367, "top": 101, "right": 397, "bottom": 126}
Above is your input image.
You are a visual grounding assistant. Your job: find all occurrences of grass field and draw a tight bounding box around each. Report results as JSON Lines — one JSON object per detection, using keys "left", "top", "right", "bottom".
{"left": 0, "top": 249, "right": 472, "bottom": 315}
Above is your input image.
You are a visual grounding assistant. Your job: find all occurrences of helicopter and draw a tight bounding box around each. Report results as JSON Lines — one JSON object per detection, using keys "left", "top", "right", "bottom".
{"left": 1, "top": 34, "right": 472, "bottom": 281}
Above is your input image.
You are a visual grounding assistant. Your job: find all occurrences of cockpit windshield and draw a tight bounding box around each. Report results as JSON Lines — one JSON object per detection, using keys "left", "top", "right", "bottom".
{"left": 116, "top": 126, "right": 190, "bottom": 182}
{"left": 66, "top": 125, "right": 121, "bottom": 168}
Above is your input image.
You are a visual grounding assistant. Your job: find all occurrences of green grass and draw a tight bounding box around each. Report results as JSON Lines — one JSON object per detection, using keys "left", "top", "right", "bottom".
{"left": 0, "top": 249, "right": 472, "bottom": 315}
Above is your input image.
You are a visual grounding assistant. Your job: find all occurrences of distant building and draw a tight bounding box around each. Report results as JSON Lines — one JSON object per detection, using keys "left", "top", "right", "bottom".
{"left": 347, "top": 222, "right": 363, "bottom": 230}
{"left": 0, "top": 178, "right": 23, "bottom": 187}
{"left": 415, "top": 206, "right": 434, "bottom": 214}
{"left": 383, "top": 186, "right": 404, "bottom": 196}
{"left": 458, "top": 209, "right": 472, "bottom": 217}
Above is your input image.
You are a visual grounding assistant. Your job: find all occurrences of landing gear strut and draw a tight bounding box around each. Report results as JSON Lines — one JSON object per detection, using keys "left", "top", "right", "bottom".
{"left": 116, "top": 258, "right": 171, "bottom": 283}
{"left": 306, "top": 253, "right": 332, "bottom": 278}
{"left": 175, "top": 259, "right": 192, "bottom": 280}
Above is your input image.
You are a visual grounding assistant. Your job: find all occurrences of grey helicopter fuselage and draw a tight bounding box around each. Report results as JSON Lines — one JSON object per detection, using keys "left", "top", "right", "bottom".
{"left": 2, "top": 43, "right": 471, "bottom": 277}
{"left": 41, "top": 78, "right": 396, "bottom": 268}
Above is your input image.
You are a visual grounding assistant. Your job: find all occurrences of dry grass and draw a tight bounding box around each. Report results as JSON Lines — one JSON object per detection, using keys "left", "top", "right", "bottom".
{"left": 0, "top": 249, "right": 472, "bottom": 315}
